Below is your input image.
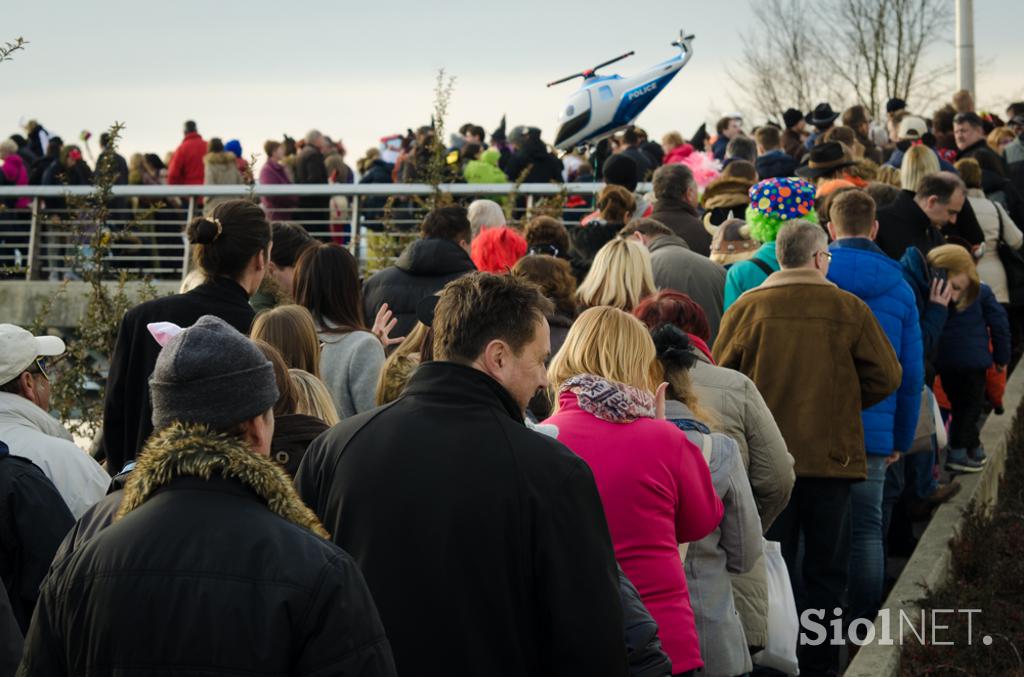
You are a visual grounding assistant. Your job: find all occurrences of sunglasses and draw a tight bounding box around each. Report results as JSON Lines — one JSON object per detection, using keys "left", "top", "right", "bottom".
{"left": 28, "top": 357, "right": 50, "bottom": 381}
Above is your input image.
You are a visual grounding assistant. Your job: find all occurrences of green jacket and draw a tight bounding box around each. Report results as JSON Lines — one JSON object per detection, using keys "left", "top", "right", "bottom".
{"left": 463, "top": 149, "right": 508, "bottom": 184}
{"left": 723, "top": 241, "right": 779, "bottom": 311}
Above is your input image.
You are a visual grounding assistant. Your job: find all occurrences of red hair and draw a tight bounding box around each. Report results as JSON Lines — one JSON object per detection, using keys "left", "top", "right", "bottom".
{"left": 633, "top": 289, "right": 711, "bottom": 342}
{"left": 470, "top": 226, "right": 527, "bottom": 273}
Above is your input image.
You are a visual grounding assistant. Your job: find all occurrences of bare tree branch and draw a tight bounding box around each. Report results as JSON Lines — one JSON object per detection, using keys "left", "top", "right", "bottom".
{"left": 731, "top": 0, "right": 952, "bottom": 120}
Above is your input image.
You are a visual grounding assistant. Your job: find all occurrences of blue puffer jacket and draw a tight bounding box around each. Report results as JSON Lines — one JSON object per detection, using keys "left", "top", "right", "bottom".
{"left": 723, "top": 241, "right": 778, "bottom": 312}
{"left": 827, "top": 238, "right": 924, "bottom": 454}
{"left": 935, "top": 283, "right": 1011, "bottom": 372}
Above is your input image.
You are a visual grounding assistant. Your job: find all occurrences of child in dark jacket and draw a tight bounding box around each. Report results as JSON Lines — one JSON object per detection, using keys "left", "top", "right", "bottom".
{"left": 928, "top": 245, "right": 1011, "bottom": 473}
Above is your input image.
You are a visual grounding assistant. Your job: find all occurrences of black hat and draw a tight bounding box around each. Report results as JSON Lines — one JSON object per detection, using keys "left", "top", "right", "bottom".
{"left": 491, "top": 115, "right": 507, "bottom": 143}
{"left": 782, "top": 108, "right": 803, "bottom": 130}
{"left": 795, "top": 141, "right": 855, "bottom": 180}
{"left": 886, "top": 98, "right": 907, "bottom": 114}
{"left": 603, "top": 154, "right": 639, "bottom": 192}
{"left": 805, "top": 103, "right": 839, "bottom": 128}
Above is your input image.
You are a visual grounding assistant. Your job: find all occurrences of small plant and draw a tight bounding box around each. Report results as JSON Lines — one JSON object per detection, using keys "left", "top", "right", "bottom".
{"left": 365, "top": 69, "right": 457, "bottom": 274}
{"left": 0, "top": 36, "right": 28, "bottom": 64}
{"left": 32, "top": 122, "right": 159, "bottom": 441}
{"left": 423, "top": 69, "right": 458, "bottom": 211}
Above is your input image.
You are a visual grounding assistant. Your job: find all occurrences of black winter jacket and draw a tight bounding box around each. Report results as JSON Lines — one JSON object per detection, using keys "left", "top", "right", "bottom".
{"left": 618, "top": 566, "right": 672, "bottom": 677}
{"left": 755, "top": 150, "right": 799, "bottom": 180}
{"left": 19, "top": 423, "right": 396, "bottom": 676}
{"left": 270, "top": 413, "right": 329, "bottom": 477}
{"left": 362, "top": 237, "right": 475, "bottom": 337}
{"left": 0, "top": 446, "right": 74, "bottom": 633}
{"left": 504, "top": 141, "right": 564, "bottom": 185}
{"left": 876, "top": 189, "right": 985, "bottom": 261}
{"left": 0, "top": 584, "right": 21, "bottom": 677}
{"left": 102, "top": 277, "right": 255, "bottom": 475}
{"left": 295, "top": 362, "right": 629, "bottom": 677}
{"left": 567, "top": 219, "right": 622, "bottom": 281}
{"left": 294, "top": 146, "right": 329, "bottom": 216}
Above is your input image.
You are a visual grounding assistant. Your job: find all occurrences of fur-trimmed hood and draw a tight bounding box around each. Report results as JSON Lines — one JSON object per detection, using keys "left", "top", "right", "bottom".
{"left": 116, "top": 421, "right": 329, "bottom": 539}
{"left": 701, "top": 176, "right": 755, "bottom": 210}
{"left": 203, "top": 151, "right": 237, "bottom": 166}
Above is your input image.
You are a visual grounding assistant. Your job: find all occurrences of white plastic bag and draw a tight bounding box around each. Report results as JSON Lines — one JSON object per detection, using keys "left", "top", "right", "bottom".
{"left": 931, "top": 387, "right": 947, "bottom": 451}
{"left": 752, "top": 539, "right": 800, "bottom": 675}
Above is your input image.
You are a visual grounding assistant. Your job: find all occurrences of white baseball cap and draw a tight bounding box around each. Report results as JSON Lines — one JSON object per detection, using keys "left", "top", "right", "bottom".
{"left": 0, "top": 325, "right": 66, "bottom": 385}
{"left": 898, "top": 116, "right": 929, "bottom": 141}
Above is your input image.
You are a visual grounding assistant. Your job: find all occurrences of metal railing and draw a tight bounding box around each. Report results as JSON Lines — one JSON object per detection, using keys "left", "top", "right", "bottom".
{"left": 0, "top": 183, "right": 636, "bottom": 281}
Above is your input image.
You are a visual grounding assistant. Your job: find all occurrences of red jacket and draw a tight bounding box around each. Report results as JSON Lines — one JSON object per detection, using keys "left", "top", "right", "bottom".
{"left": 167, "top": 132, "right": 206, "bottom": 185}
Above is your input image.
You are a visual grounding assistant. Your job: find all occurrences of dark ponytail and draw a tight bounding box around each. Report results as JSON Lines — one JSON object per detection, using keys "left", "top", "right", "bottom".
{"left": 650, "top": 324, "right": 697, "bottom": 371}
{"left": 186, "top": 199, "right": 271, "bottom": 280}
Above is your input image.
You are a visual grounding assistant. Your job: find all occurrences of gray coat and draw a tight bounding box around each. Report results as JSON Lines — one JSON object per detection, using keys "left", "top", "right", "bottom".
{"left": 318, "top": 327, "right": 385, "bottom": 419}
{"left": 647, "top": 235, "right": 727, "bottom": 343}
{"left": 687, "top": 349, "right": 794, "bottom": 650}
{"left": 666, "top": 401, "right": 762, "bottom": 677}
{"left": 1006, "top": 137, "right": 1024, "bottom": 166}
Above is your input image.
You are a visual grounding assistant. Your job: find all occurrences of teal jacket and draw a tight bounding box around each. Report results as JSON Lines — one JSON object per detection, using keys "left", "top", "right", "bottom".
{"left": 723, "top": 241, "right": 779, "bottom": 311}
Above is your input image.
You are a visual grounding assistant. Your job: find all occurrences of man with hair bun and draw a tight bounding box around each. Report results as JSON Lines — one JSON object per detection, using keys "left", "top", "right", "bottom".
{"left": 297, "top": 272, "right": 629, "bottom": 677}
{"left": 714, "top": 219, "right": 902, "bottom": 677}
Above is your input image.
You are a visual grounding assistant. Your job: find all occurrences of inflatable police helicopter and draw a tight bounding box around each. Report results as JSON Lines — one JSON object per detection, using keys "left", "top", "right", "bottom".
{"left": 549, "top": 30, "right": 695, "bottom": 151}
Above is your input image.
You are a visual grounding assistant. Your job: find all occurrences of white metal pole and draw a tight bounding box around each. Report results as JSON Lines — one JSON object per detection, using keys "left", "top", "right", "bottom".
{"left": 955, "top": 0, "right": 975, "bottom": 99}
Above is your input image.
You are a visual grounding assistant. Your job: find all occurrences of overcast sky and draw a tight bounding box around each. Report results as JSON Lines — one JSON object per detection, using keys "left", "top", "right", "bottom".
{"left": 4, "top": 0, "right": 1023, "bottom": 169}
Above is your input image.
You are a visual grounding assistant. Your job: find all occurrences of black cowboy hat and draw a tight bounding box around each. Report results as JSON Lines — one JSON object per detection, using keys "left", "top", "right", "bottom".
{"left": 805, "top": 103, "right": 839, "bottom": 128}
{"left": 795, "top": 141, "right": 855, "bottom": 180}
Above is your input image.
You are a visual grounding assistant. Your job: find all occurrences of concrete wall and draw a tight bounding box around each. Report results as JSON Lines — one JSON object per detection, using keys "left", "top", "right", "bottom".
{"left": 844, "top": 367, "right": 1021, "bottom": 675}
{"left": 0, "top": 281, "right": 179, "bottom": 327}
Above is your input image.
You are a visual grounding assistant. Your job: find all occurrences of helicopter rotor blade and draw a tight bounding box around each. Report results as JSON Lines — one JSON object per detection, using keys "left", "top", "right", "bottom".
{"left": 546, "top": 72, "right": 584, "bottom": 88}
{"left": 590, "top": 50, "right": 634, "bottom": 72}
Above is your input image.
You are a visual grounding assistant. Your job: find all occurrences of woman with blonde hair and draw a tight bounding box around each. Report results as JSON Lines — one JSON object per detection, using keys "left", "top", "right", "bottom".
{"left": 900, "top": 144, "right": 941, "bottom": 192}
{"left": 544, "top": 306, "right": 722, "bottom": 676}
{"left": 289, "top": 368, "right": 341, "bottom": 426}
{"left": 375, "top": 322, "right": 433, "bottom": 406}
{"left": 987, "top": 127, "right": 1016, "bottom": 155}
{"left": 928, "top": 244, "right": 1010, "bottom": 473}
{"left": 251, "top": 304, "right": 322, "bottom": 377}
{"left": 577, "top": 238, "right": 655, "bottom": 312}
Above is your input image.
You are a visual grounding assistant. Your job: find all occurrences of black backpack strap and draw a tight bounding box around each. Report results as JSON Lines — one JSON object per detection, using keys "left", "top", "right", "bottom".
{"left": 750, "top": 257, "right": 775, "bottom": 277}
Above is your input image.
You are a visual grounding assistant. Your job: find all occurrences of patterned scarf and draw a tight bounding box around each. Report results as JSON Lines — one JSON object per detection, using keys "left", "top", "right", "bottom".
{"left": 559, "top": 374, "right": 656, "bottom": 424}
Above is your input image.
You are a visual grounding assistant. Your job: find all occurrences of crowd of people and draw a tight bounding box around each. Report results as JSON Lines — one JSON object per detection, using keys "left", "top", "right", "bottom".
{"left": 2, "top": 88, "right": 1023, "bottom": 677}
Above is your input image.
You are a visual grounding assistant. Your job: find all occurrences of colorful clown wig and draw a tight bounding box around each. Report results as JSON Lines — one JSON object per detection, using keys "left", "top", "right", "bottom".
{"left": 744, "top": 177, "right": 818, "bottom": 243}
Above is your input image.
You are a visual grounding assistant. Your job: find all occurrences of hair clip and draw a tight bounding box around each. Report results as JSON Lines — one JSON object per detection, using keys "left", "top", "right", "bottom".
{"left": 205, "top": 216, "right": 223, "bottom": 241}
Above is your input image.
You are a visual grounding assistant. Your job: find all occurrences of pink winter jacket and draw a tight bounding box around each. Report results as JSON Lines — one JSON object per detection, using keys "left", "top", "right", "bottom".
{"left": 545, "top": 392, "right": 723, "bottom": 673}
{"left": 1, "top": 154, "right": 30, "bottom": 209}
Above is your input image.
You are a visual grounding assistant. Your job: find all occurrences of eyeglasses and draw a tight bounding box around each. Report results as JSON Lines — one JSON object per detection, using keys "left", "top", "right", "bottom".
{"left": 817, "top": 250, "right": 833, "bottom": 262}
